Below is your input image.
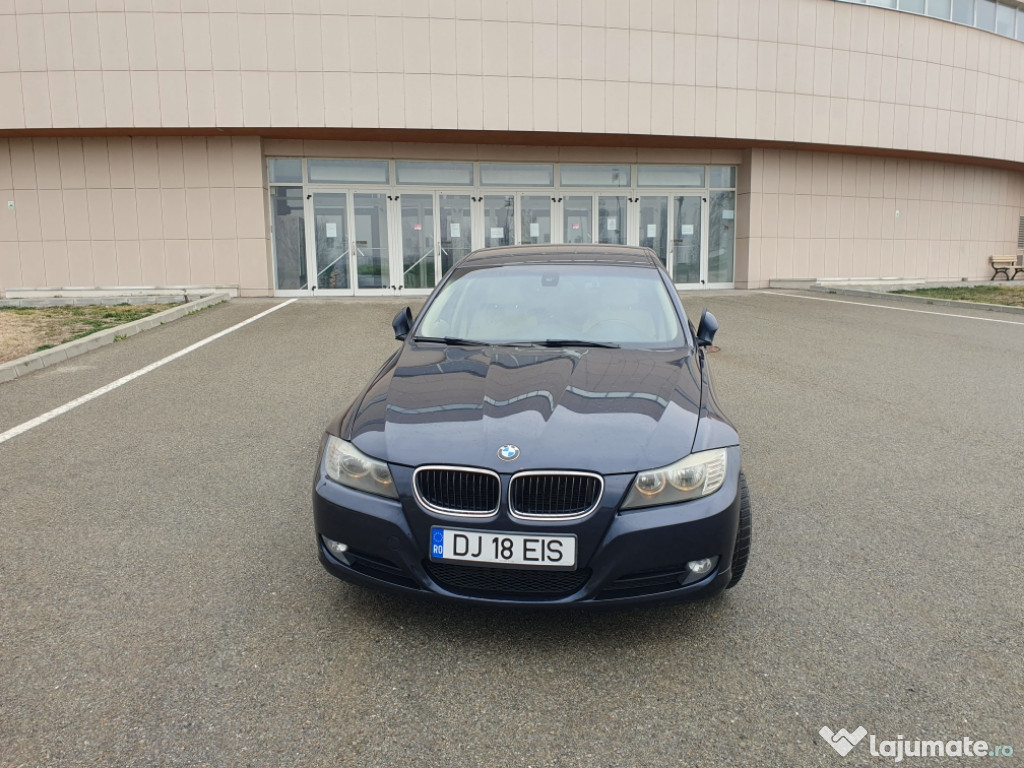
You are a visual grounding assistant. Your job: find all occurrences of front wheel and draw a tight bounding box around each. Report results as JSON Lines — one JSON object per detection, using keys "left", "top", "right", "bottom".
{"left": 727, "top": 472, "right": 752, "bottom": 589}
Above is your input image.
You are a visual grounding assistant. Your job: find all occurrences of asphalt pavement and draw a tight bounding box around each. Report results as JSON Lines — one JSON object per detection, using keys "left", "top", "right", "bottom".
{"left": 1, "top": 291, "right": 1021, "bottom": 767}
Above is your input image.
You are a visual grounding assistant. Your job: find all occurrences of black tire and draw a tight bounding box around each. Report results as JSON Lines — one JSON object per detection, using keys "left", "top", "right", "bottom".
{"left": 727, "top": 472, "right": 752, "bottom": 589}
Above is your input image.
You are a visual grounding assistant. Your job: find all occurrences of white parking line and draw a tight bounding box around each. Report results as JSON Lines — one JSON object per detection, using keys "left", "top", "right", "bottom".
{"left": 0, "top": 299, "right": 297, "bottom": 446}
{"left": 760, "top": 291, "right": 1024, "bottom": 326}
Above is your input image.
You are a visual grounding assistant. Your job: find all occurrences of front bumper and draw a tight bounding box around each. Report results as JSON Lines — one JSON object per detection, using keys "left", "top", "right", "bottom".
{"left": 312, "top": 448, "right": 742, "bottom": 607}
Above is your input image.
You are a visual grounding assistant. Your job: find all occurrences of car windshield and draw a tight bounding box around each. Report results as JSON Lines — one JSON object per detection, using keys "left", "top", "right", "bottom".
{"left": 416, "top": 263, "right": 686, "bottom": 347}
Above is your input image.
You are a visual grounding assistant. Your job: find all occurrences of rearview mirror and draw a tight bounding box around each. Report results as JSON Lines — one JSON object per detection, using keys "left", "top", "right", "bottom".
{"left": 696, "top": 309, "right": 718, "bottom": 347}
{"left": 392, "top": 306, "right": 414, "bottom": 340}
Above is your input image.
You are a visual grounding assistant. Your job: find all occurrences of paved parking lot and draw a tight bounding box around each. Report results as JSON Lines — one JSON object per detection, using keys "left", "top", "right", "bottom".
{"left": 1, "top": 291, "right": 1021, "bottom": 767}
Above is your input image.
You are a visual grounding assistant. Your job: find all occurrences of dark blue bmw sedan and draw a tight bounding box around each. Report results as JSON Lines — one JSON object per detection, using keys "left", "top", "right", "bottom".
{"left": 313, "top": 244, "right": 751, "bottom": 606}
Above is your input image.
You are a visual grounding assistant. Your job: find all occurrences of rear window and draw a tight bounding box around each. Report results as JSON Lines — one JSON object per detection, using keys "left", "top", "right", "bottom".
{"left": 417, "top": 263, "right": 685, "bottom": 347}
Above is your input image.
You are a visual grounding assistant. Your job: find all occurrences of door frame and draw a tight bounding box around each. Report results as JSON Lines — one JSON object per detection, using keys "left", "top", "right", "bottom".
{"left": 297, "top": 187, "right": 401, "bottom": 297}
{"left": 626, "top": 191, "right": 724, "bottom": 290}
{"left": 670, "top": 192, "right": 709, "bottom": 289}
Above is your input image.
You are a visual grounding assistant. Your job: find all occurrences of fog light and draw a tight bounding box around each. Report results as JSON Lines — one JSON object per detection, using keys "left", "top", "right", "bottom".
{"left": 687, "top": 558, "right": 715, "bottom": 576}
{"left": 323, "top": 536, "right": 351, "bottom": 565}
{"left": 679, "top": 556, "right": 720, "bottom": 585}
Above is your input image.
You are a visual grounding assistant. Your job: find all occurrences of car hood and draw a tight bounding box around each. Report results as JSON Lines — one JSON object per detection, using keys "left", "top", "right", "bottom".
{"left": 344, "top": 344, "right": 704, "bottom": 475}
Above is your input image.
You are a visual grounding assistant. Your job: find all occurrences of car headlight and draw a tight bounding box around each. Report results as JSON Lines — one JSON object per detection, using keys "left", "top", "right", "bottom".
{"left": 621, "top": 448, "right": 728, "bottom": 510}
{"left": 323, "top": 436, "right": 398, "bottom": 499}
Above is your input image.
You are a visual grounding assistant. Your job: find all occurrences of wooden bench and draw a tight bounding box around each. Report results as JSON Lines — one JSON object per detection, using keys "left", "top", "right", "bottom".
{"left": 989, "top": 255, "right": 1024, "bottom": 280}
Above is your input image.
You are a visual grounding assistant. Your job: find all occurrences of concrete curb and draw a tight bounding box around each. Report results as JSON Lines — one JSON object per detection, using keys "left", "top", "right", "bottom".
{"left": 805, "top": 284, "right": 1024, "bottom": 317}
{"left": 0, "top": 292, "right": 230, "bottom": 383}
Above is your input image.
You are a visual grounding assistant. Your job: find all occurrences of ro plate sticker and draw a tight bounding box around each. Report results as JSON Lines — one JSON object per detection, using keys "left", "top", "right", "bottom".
{"left": 431, "top": 528, "right": 444, "bottom": 558}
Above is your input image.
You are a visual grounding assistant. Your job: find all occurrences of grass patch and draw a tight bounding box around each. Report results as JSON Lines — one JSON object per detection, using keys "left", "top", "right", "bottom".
{"left": 0, "top": 302, "right": 180, "bottom": 364}
{"left": 891, "top": 285, "right": 1024, "bottom": 308}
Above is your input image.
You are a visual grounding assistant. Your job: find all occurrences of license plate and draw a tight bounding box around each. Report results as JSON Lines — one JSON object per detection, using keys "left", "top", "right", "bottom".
{"left": 429, "top": 527, "right": 577, "bottom": 570}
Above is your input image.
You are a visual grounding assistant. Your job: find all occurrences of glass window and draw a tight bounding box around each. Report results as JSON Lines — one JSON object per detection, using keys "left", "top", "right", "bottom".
{"left": 1017, "top": 7, "right": 1024, "bottom": 40}
{"left": 975, "top": 0, "right": 996, "bottom": 29}
{"left": 268, "top": 157, "right": 302, "bottom": 184}
{"left": 898, "top": 0, "right": 925, "bottom": 12}
{"left": 867, "top": 0, "right": 897, "bottom": 8}
{"left": 559, "top": 164, "right": 631, "bottom": 187}
{"left": 952, "top": 0, "right": 974, "bottom": 23}
{"left": 396, "top": 161, "right": 473, "bottom": 186}
{"left": 926, "top": 0, "right": 952, "bottom": 19}
{"left": 271, "top": 187, "right": 306, "bottom": 290}
{"left": 708, "top": 191, "right": 736, "bottom": 284}
{"left": 995, "top": 1, "right": 1015, "bottom": 35}
{"left": 709, "top": 166, "right": 737, "bottom": 188}
{"left": 307, "top": 159, "right": 389, "bottom": 184}
{"left": 479, "top": 163, "right": 554, "bottom": 187}
{"left": 672, "top": 196, "right": 702, "bottom": 285}
{"left": 637, "top": 165, "right": 705, "bottom": 188}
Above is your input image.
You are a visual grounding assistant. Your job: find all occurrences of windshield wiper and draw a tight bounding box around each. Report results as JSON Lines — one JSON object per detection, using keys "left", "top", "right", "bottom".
{"left": 413, "top": 335, "right": 491, "bottom": 346}
{"left": 531, "top": 339, "right": 620, "bottom": 349}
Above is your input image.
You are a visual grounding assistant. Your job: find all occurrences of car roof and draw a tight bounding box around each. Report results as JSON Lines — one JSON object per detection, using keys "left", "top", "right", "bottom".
{"left": 459, "top": 244, "right": 660, "bottom": 268}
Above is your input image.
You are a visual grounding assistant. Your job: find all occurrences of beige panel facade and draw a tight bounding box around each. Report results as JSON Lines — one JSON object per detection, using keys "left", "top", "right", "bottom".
{"left": 0, "top": 137, "right": 270, "bottom": 295}
{"left": 1, "top": 1, "right": 1024, "bottom": 164}
{"left": 737, "top": 148, "right": 1024, "bottom": 287}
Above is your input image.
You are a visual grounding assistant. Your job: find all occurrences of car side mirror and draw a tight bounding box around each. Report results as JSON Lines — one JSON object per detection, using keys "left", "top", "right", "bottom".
{"left": 392, "top": 306, "right": 414, "bottom": 340}
{"left": 696, "top": 309, "right": 718, "bottom": 347}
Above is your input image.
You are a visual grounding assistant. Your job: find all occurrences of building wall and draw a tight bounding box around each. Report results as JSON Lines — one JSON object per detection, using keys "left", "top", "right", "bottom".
{"left": 0, "top": 136, "right": 271, "bottom": 294}
{"left": 2, "top": 0, "right": 1024, "bottom": 164}
{"left": 737, "top": 148, "right": 1024, "bottom": 287}
{"left": 1, "top": 0, "right": 1024, "bottom": 294}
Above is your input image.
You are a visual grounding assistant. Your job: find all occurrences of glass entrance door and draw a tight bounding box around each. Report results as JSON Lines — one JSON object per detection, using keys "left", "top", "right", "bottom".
{"left": 520, "top": 195, "right": 552, "bottom": 245}
{"left": 353, "top": 193, "right": 390, "bottom": 290}
{"left": 483, "top": 195, "right": 516, "bottom": 248}
{"left": 312, "top": 192, "right": 349, "bottom": 290}
{"left": 598, "top": 196, "right": 627, "bottom": 245}
{"left": 439, "top": 194, "right": 472, "bottom": 275}
{"left": 671, "top": 195, "right": 703, "bottom": 286}
{"left": 632, "top": 194, "right": 713, "bottom": 288}
{"left": 638, "top": 196, "right": 668, "bottom": 266}
{"left": 282, "top": 178, "right": 731, "bottom": 296}
{"left": 400, "top": 193, "right": 434, "bottom": 289}
{"left": 563, "top": 196, "right": 593, "bottom": 244}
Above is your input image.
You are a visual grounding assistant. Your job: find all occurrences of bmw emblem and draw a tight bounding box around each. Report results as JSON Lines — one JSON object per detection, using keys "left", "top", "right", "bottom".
{"left": 498, "top": 444, "right": 520, "bottom": 461}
